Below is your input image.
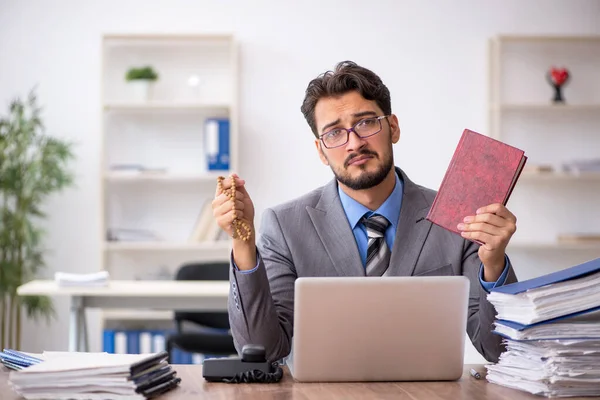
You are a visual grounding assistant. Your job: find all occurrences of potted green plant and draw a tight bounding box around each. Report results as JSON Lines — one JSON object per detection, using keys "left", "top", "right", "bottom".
{"left": 0, "top": 89, "right": 76, "bottom": 350}
{"left": 125, "top": 65, "right": 159, "bottom": 102}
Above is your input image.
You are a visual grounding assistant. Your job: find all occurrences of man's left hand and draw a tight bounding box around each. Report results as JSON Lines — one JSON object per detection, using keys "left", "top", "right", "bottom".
{"left": 457, "top": 203, "right": 517, "bottom": 282}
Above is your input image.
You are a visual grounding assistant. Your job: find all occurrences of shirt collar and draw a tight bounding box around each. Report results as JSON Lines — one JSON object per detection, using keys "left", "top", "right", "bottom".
{"left": 338, "top": 172, "right": 404, "bottom": 229}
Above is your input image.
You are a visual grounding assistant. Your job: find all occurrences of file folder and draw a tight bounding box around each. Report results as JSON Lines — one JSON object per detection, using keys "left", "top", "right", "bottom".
{"left": 490, "top": 256, "right": 600, "bottom": 295}
{"left": 497, "top": 306, "right": 600, "bottom": 331}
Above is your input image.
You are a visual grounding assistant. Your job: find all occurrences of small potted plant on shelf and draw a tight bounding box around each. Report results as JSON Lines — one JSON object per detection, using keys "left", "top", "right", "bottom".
{"left": 125, "top": 66, "right": 159, "bottom": 102}
{"left": 0, "top": 88, "right": 76, "bottom": 350}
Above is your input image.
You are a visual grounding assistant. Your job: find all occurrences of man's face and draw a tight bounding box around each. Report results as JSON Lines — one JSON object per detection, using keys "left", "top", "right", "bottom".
{"left": 313, "top": 91, "right": 400, "bottom": 190}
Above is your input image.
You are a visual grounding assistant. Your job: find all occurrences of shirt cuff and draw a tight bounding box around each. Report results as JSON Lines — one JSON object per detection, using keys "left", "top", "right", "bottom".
{"left": 231, "top": 250, "right": 260, "bottom": 274}
{"left": 479, "top": 255, "right": 509, "bottom": 293}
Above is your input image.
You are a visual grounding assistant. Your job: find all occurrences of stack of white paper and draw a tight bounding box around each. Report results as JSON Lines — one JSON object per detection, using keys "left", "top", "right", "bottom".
{"left": 54, "top": 271, "right": 110, "bottom": 287}
{"left": 485, "top": 257, "right": 600, "bottom": 397}
{"left": 8, "top": 351, "right": 180, "bottom": 399}
{"left": 493, "top": 309, "right": 600, "bottom": 341}
{"left": 487, "top": 271, "right": 600, "bottom": 325}
{"left": 486, "top": 339, "right": 600, "bottom": 397}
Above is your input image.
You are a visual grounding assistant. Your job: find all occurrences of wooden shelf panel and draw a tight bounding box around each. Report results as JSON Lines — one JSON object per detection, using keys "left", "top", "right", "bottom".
{"left": 103, "top": 309, "right": 174, "bottom": 321}
{"left": 495, "top": 35, "right": 600, "bottom": 42}
{"left": 104, "top": 241, "right": 230, "bottom": 252}
{"left": 103, "top": 102, "right": 231, "bottom": 111}
{"left": 103, "top": 33, "right": 234, "bottom": 41}
{"left": 493, "top": 103, "right": 600, "bottom": 111}
{"left": 508, "top": 241, "right": 600, "bottom": 251}
{"left": 104, "top": 172, "right": 229, "bottom": 183}
{"left": 520, "top": 170, "right": 600, "bottom": 181}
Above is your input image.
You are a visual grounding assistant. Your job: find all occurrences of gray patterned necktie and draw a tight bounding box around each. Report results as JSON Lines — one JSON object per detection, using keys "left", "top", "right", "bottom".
{"left": 361, "top": 214, "right": 391, "bottom": 276}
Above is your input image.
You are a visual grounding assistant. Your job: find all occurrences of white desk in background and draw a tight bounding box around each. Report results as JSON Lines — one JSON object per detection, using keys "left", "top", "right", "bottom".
{"left": 16, "top": 280, "right": 230, "bottom": 352}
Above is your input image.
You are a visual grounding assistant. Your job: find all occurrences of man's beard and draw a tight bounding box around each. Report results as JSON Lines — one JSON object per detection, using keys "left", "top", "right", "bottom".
{"left": 330, "top": 147, "right": 394, "bottom": 190}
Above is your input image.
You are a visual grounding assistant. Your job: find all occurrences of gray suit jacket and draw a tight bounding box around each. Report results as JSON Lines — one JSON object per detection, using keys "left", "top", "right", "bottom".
{"left": 228, "top": 167, "right": 518, "bottom": 363}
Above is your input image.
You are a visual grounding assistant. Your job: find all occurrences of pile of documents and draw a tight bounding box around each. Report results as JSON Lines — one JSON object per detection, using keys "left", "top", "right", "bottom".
{"left": 3, "top": 350, "right": 180, "bottom": 399}
{"left": 54, "top": 271, "right": 110, "bottom": 287}
{"left": 485, "top": 257, "right": 600, "bottom": 397}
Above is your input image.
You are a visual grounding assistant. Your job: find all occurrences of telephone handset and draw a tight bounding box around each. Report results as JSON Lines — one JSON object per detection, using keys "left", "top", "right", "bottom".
{"left": 202, "top": 344, "right": 284, "bottom": 383}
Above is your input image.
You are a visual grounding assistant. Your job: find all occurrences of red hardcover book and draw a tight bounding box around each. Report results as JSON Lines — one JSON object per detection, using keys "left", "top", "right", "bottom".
{"left": 426, "top": 129, "right": 527, "bottom": 242}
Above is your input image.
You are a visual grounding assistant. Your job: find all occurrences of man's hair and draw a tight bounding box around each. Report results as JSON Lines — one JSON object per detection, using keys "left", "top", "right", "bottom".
{"left": 300, "top": 61, "right": 392, "bottom": 139}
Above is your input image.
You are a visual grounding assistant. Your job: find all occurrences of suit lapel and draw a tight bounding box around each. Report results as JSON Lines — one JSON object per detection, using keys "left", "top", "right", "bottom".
{"left": 385, "top": 168, "right": 433, "bottom": 277}
{"left": 307, "top": 179, "right": 365, "bottom": 277}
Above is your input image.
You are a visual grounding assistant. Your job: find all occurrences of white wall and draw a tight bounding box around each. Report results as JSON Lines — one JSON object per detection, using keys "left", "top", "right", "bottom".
{"left": 1, "top": 0, "right": 599, "bottom": 364}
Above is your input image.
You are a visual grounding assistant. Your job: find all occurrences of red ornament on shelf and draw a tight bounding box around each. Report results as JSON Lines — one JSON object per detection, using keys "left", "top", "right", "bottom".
{"left": 546, "top": 67, "right": 570, "bottom": 103}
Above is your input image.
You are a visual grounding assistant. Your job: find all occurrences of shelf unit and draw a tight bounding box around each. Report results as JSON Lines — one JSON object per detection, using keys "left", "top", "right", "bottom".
{"left": 508, "top": 241, "right": 600, "bottom": 251}
{"left": 100, "top": 34, "right": 237, "bottom": 328}
{"left": 488, "top": 35, "right": 600, "bottom": 263}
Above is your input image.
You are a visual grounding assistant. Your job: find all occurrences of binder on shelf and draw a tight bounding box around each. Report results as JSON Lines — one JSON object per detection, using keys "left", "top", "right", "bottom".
{"left": 188, "top": 200, "right": 229, "bottom": 243}
{"left": 115, "top": 331, "right": 128, "bottom": 354}
{"left": 140, "top": 331, "right": 153, "bottom": 354}
{"left": 204, "top": 118, "right": 230, "bottom": 171}
{"left": 188, "top": 201, "right": 213, "bottom": 242}
{"left": 103, "top": 330, "right": 115, "bottom": 354}
{"left": 102, "top": 329, "right": 204, "bottom": 365}
{"left": 127, "top": 330, "right": 140, "bottom": 354}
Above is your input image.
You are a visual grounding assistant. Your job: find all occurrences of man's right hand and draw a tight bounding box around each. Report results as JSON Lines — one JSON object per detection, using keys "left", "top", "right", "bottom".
{"left": 212, "top": 174, "right": 257, "bottom": 270}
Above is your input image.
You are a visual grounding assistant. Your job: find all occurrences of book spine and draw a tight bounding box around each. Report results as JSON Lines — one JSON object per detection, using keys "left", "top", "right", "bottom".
{"left": 205, "top": 118, "right": 230, "bottom": 171}
{"left": 217, "top": 119, "right": 230, "bottom": 170}
{"left": 103, "top": 330, "right": 115, "bottom": 353}
{"left": 503, "top": 155, "right": 527, "bottom": 205}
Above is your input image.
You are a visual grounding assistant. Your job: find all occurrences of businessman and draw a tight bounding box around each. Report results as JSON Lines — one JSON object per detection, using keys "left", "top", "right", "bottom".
{"left": 212, "top": 61, "right": 518, "bottom": 363}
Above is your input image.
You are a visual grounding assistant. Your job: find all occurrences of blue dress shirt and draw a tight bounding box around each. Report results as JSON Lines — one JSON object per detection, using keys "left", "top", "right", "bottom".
{"left": 337, "top": 173, "right": 508, "bottom": 291}
{"left": 338, "top": 173, "right": 403, "bottom": 267}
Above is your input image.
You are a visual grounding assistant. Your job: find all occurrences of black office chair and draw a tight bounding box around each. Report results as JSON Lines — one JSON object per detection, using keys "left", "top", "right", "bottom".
{"left": 166, "top": 262, "right": 236, "bottom": 363}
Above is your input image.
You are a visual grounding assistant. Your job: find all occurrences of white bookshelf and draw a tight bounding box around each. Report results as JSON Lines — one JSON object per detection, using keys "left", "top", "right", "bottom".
{"left": 100, "top": 33, "right": 237, "bottom": 324}
{"left": 488, "top": 35, "right": 600, "bottom": 266}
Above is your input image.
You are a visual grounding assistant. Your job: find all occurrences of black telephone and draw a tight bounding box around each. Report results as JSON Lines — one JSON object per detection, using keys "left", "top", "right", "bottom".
{"left": 202, "top": 344, "right": 283, "bottom": 383}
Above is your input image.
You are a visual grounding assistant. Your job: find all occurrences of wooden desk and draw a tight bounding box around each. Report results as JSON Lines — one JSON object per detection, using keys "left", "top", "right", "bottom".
{"left": 17, "top": 280, "right": 230, "bottom": 352}
{"left": 1, "top": 364, "right": 590, "bottom": 400}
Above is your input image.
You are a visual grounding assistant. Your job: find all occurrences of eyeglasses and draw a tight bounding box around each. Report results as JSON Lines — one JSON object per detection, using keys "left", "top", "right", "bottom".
{"left": 319, "top": 115, "right": 389, "bottom": 149}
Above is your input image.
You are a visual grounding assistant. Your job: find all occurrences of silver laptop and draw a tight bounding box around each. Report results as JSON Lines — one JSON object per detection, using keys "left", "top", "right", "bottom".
{"left": 288, "top": 276, "right": 470, "bottom": 382}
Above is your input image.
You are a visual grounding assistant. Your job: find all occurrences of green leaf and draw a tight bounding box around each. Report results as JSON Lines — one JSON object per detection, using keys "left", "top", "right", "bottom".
{"left": 125, "top": 66, "right": 159, "bottom": 81}
{"left": 19, "top": 295, "right": 56, "bottom": 323}
{"left": 0, "top": 87, "right": 76, "bottom": 325}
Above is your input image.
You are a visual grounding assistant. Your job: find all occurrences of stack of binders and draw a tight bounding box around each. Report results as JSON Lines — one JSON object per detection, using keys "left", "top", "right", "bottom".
{"left": 5, "top": 351, "right": 180, "bottom": 399}
{"left": 485, "top": 257, "right": 600, "bottom": 397}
